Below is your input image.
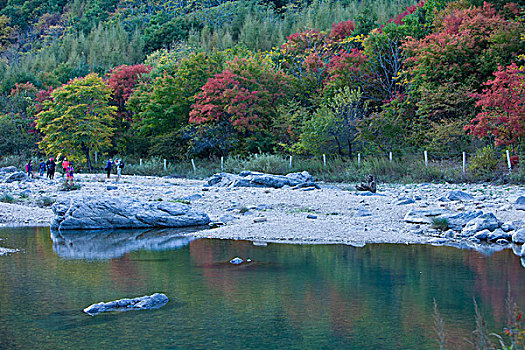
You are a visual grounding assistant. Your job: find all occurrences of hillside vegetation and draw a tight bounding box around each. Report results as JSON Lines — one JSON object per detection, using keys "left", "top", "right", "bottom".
{"left": 0, "top": 0, "right": 524, "bottom": 178}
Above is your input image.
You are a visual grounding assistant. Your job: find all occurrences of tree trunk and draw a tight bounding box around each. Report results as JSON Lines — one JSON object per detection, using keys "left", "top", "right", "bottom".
{"left": 84, "top": 146, "right": 92, "bottom": 172}
{"left": 347, "top": 138, "right": 353, "bottom": 160}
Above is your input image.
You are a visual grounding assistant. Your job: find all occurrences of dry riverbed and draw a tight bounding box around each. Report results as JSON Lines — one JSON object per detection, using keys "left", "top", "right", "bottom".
{"left": 1, "top": 173, "right": 524, "bottom": 248}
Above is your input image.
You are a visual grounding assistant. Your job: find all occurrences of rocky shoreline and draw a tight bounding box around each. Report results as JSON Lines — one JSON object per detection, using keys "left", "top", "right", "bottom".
{"left": 1, "top": 167, "right": 524, "bottom": 260}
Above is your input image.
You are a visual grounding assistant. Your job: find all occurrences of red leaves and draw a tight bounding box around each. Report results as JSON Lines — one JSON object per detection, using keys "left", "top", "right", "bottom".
{"left": 189, "top": 57, "right": 289, "bottom": 133}
{"left": 466, "top": 63, "right": 525, "bottom": 148}
{"left": 329, "top": 20, "right": 355, "bottom": 41}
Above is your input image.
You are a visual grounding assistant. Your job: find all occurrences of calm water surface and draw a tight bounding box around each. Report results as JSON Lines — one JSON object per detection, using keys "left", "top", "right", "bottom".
{"left": 0, "top": 227, "right": 524, "bottom": 350}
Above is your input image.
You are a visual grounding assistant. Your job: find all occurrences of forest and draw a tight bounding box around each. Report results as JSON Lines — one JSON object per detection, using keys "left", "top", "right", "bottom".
{"left": 0, "top": 0, "right": 524, "bottom": 178}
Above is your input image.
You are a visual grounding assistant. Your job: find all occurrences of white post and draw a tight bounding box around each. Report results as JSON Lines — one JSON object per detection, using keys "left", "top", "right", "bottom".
{"left": 163, "top": 159, "right": 167, "bottom": 171}
{"left": 424, "top": 150, "right": 428, "bottom": 167}
{"left": 191, "top": 159, "right": 196, "bottom": 173}
{"left": 289, "top": 155, "right": 293, "bottom": 169}
{"left": 506, "top": 150, "right": 512, "bottom": 173}
{"left": 255, "top": 154, "right": 258, "bottom": 159}
{"left": 94, "top": 151, "right": 97, "bottom": 163}
{"left": 323, "top": 154, "right": 326, "bottom": 167}
{"left": 358, "top": 153, "right": 361, "bottom": 166}
{"left": 389, "top": 152, "right": 393, "bottom": 163}
{"left": 462, "top": 152, "right": 466, "bottom": 174}
{"left": 221, "top": 156, "right": 224, "bottom": 171}
{"left": 140, "top": 159, "right": 142, "bottom": 167}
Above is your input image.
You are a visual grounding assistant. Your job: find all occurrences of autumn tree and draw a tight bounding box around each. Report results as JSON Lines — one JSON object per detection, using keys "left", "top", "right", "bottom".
{"left": 189, "top": 55, "right": 291, "bottom": 153}
{"left": 466, "top": 63, "right": 525, "bottom": 152}
{"left": 36, "top": 74, "right": 116, "bottom": 170}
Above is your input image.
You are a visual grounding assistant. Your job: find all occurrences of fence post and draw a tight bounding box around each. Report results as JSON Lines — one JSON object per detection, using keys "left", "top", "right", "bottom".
{"left": 424, "top": 150, "right": 428, "bottom": 167}
{"left": 140, "top": 159, "right": 142, "bottom": 167}
{"left": 289, "top": 155, "right": 293, "bottom": 169}
{"left": 255, "top": 153, "right": 258, "bottom": 159}
{"left": 389, "top": 152, "right": 393, "bottom": 163}
{"left": 191, "top": 159, "right": 196, "bottom": 173}
{"left": 462, "top": 152, "right": 466, "bottom": 174}
{"left": 323, "top": 154, "right": 326, "bottom": 167}
{"left": 358, "top": 153, "right": 361, "bottom": 167}
{"left": 221, "top": 156, "right": 224, "bottom": 171}
{"left": 506, "top": 150, "right": 512, "bottom": 173}
{"left": 94, "top": 151, "right": 97, "bottom": 163}
{"left": 163, "top": 159, "right": 167, "bottom": 171}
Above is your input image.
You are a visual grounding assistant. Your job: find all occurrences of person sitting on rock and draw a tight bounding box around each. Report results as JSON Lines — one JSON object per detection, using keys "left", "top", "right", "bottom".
{"left": 356, "top": 175, "right": 376, "bottom": 193}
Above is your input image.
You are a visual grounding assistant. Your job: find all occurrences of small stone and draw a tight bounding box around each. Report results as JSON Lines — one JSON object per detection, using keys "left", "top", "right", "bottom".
{"left": 106, "top": 186, "right": 118, "bottom": 190}
{"left": 447, "top": 190, "right": 475, "bottom": 201}
{"left": 253, "top": 217, "right": 267, "bottom": 223}
{"left": 306, "top": 214, "right": 317, "bottom": 219}
{"left": 395, "top": 197, "right": 415, "bottom": 205}
{"left": 473, "top": 229, "right": 490, "bottom": 241}
{"left": 516, "top": 196, "right": 525, "bottom": 211}
{"left": 356, "top": 208, "right": 372, "bottom": 217}
{"left": 496, "top": 239, "right": 510, "bottom": 245}
{"left": 501, "top": 222, "right": 515, "bottom": 232}
{"left": 488, "top": 229, "right": 511, "bottom": 242}
{"left": 229, "top": 257, "right": 243, "bottom": 264}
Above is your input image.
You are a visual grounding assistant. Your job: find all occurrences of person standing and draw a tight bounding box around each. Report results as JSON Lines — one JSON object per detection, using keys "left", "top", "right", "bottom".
{"left": 105, "top": 158, "right": 113, "bottom": 179}
{"left": 62, "top": 157, "right": 69, "bottom": 177}
{"left": 66, "top": 163, "right": 74, "bottom": 186}
{"left": 47, "top": 157, "right": 56, "bottom": 179}
{"left": 39, "top": 159, "right": 46, "bottom": 177}
{"left": 25, "top": 160, "right": 33, "bottom": 178}
{"left": 116, "top": 159, "right": 124, "bottom": 181}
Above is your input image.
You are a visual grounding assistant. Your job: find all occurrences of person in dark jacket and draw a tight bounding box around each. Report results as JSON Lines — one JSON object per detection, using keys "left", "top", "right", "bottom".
{"left": 105, "top": 159, "right": 113, "bottom": 179}
{"left": 25, "top": 160, "right": 33, "bottom": 178}
{"left": 46, "top": 157, "right": 56, "bottom": 179}
{"left": 39, "top": 160, "right": 46, "bottom": 177}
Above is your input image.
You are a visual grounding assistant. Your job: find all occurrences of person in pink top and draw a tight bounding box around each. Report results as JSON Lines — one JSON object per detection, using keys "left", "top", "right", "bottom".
{"left": 62, "top": 157, "right": 69, "bottom": 177}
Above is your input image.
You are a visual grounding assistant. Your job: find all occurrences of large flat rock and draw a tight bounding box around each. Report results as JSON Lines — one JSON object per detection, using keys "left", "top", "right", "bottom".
{"left": 51, "top": 196, "right": 210, "bottom": 230}
{"left": 207, "top": 171, "right": 316, "bottom": 189}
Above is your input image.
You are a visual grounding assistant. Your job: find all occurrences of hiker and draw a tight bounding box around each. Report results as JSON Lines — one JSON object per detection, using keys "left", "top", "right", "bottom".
{"left": 105, "top": 158, "right": 113, "bottom": 179}
{"left": 116, "top": 159, "right": 124, "bottom": 181}
{"left": 46, "top": 157, "right": 56, "bottom": 179}
{"left": 62, "top": 157, "right": 69, "bottom": 177}
{"left": 39, "top": 159, "right": 46, "bottom": 177}
{"left": 66, "top": 163, "right": 74, "bottom": 186}
{"left": 25, "top": 160, "right": 33, "bottom": 178}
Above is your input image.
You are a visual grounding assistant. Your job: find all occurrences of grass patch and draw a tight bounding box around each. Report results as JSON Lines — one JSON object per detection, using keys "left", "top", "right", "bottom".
{"left": 0, "top": 193, "right": 15, "bottom": 203}
{"left": 431, "top": 217, "right": 449, "bottom": 231}
{"left": 37, "top": 197, "right": 55, "bottom": 207}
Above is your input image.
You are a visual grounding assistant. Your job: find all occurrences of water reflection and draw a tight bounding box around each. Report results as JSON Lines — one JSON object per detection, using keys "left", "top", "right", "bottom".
{"left": 50, "top": 228, "right": 197, "bottom": 259}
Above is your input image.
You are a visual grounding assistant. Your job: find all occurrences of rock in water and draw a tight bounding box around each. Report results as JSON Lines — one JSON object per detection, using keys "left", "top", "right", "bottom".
{"left": 512, "top": 228, "right": 525, "bottom": 244}
{"left": 51, "top": 196, "right": 210, "bottom": 230}
{"left": 83, "top": 293, "right": 169, "bottom": 316}
{"left": 230, "top": 257, "right": 244, "bottom": 264}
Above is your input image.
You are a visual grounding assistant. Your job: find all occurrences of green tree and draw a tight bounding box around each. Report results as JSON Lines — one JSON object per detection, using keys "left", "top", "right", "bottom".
{"left": 36, "top": 73, "right": 116, "bottom": 170}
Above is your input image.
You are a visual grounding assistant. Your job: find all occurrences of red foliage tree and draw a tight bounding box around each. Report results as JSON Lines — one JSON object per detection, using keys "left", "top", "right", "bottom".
{"left": 329, "top": 20, "right": 355, "bottom": 41}
{"left": 189, "top": 57, "right": 290, "bottom": 134}
{"left": 466, "top": 63, "right": 525, "bottom": 151}
{"left": 107, "top": 64, "right": 152, "bottom": 123}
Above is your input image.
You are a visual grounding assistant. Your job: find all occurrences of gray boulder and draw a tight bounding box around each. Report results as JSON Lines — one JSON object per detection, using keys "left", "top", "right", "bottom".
{"left": 207, "top": 171, "right": 317, "bottom": 189}
{"left": 516, "top": 196, "right": 525, "bottom": 211}
{"left": 3, "top": 172, "right": 27, "bottom": 183}
{"left": 396, "top": 197, "right": 416, "bottom": 205}
{"left": 472, "top": 229, "right": 491, "bottom": 241}
{"left": 83, "top": 293, "right": 169, "bottom": 316}
{"left": 512, "top": 228, "right": 525, "bottom": 244}
{"left": 487, "top": 228, "right": 511, "bottom": 242}
{"left": 501, "top": 222, "right": 516, "bottom": 232}
{"left": 51, "top": 196, "right": 210, "bottom": 230}
{"left": 461, "top": 213, "right": 499, "bottom": 237}
{"left": 0, "top": 166, "right": 17, "bottom": 174}
{"left": 403, "top": 208, "right": 452, "bottom": 224}
{"left": 440, "top": 211, "right": 483, "bottom": 231}
{"left": 447, "top": 190, "right": 475, "bottom": 201}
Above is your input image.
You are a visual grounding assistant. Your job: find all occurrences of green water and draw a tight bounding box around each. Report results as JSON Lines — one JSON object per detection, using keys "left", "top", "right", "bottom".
{"left": 1, "top": 227, "right": 524, "bottom": 350}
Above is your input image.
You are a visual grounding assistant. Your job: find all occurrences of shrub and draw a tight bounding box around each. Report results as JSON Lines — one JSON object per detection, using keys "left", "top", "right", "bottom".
{"left": 0, "top": 193, "right": 15, "bottom": 203}
{"left": 468, "top": 146, "right": 500, "bottom": 180}
{"left": 431, "top": 217, "right": 449, "bottom": 231}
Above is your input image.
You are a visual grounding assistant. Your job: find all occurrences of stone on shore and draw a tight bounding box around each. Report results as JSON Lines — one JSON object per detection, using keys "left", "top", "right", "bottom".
{"left": 516, "top": 196, "right": 525, "bottom": 211}
{"left": 3, "top": 171, "right": 27, "bottom": 183}
{"left": 512, "top": 228, "right": 525, "bottom": 244}
{"left": 461, "top": 213, "right": 499, "bottom": 236}
{"left": 207, "top": 171, "right": 317, "bottom": 189}
{"left": 447, "top": 190, "right": 475, "bottom": 201}
{"left": 83, "top": 293, "right": 169, "bottom": 316}
{"left": 403, "top": 208, "right": 451, "bottom": 224}
{"left": 395, "top": 197, "right": 416, "bottom": 205}
{"left": 440, "top": 211, "right": 483, "bottom": 231}
{"left": 51, "top": 196, "right": 210, "bottom": 230}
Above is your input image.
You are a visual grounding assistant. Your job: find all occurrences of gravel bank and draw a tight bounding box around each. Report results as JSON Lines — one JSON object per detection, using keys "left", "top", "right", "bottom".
{"left": 1, "top": 173, "right": 524, "bottom": 247}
